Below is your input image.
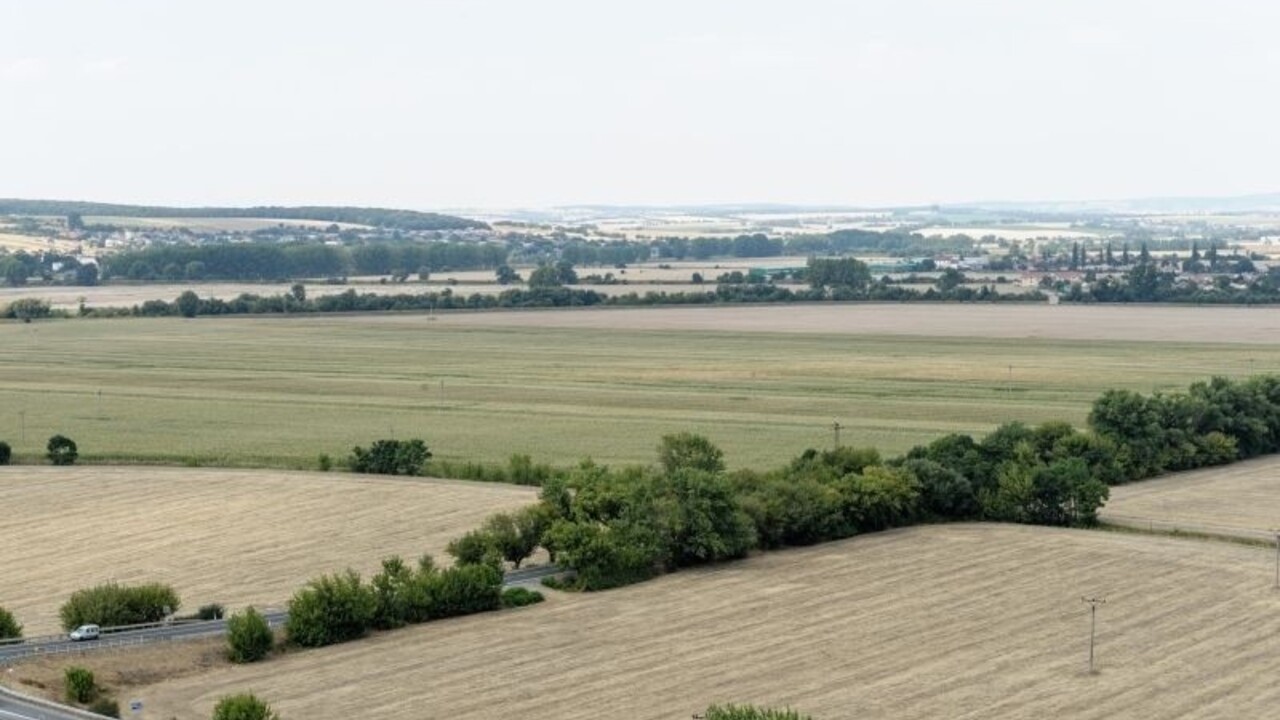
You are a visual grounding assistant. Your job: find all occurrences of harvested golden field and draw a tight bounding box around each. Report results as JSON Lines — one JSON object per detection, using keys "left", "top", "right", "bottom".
{"left": 1104, "top": 455, "right": 1280, "bottom": 540}
{"left": 130, "top": 524, "right": 1280, "bottom": 720}
{"left": 429, "top": 302, "right": 1280, "bottom": 343}
{"left": 0, "top": 467, "right": 536, "bottom": 634}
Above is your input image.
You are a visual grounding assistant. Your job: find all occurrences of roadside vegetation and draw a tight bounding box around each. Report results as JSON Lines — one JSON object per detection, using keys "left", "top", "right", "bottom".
{"left": 59, "top": 582, "right": 180, "bottom": 630}
{"left": 0, "top": 605, "right": 21, "bottom": 639}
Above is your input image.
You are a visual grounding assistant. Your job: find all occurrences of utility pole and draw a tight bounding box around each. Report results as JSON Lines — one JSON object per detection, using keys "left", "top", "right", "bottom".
{"left": 1272, "top": 529, "right": 1279, "bottom": 590}
{"left": 831, "top": 420, "right": 842, "bottom": 450}
{"left": 1082, "top": 596, "right": 1105, "bottom": 673}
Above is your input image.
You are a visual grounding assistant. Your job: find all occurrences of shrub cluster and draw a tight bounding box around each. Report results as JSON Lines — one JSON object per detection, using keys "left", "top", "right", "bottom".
{"left": 348, "top": 439, "right": 431, "bottom": 476}
{"left": 226, "top": 607, "right": 273, "bottom": 663}
{"left": 0, "top": 440, "right": 10, "bottom": 465}
{"left": 64, "top": 666, "right": 97, "bottom": 704}
{"left": 59, "top": 582, "right": 180, "bottom": 630}
{"left": 431, "top": 453, "right": 558, "bottom": 486}
{"left": 89, "top": 698, "right": 121, "bottom": 718}
{"left": 0, "top": 605, "right": 22, "bottom": 639}
{"left": 285, "top": 556, "right": 501, "bottom": 648}
{"left": 500, "top": 587, "right": 545, "bottom": 608}
{"left": 211, "top": 692, "right": 280, "bottom": 720}
{"left": 705, "top": 705, "right": 814, "bottom": 720}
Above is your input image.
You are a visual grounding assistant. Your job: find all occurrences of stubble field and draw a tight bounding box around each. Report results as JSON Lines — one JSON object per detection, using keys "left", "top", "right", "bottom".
{"left": 1103, "top": 455, "right": 1280, "bottom": 539}
{"left": 1, "top": 305, "right": 1277, "bottom": 469}
{"left": 123, "top": 524, "right": 1280, "bottom": 720}
{"left": 0, "top": 466, "right": 536, "bottom": 634}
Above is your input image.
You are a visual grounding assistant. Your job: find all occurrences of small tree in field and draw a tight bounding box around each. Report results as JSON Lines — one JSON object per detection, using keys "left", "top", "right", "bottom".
{"left": 0, "top": 605, "right": 22, "bottom": 639}
{"left": 0, "top": 440, "right": 11, "bottom": 465}
{"left": 226, "top": 607, "right": 273, "bottom": 663}
{"left": 64, "top": 666, "right": 97, "bottom": 704}
{"left": 47, "top": 435, "right": 78, "bottom": 465}
{"left": 212, "top": 693, "right": 280, "bottom": 720}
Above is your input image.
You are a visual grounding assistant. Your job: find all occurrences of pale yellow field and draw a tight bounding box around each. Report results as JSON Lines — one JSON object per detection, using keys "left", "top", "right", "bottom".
{"left": 0, "top": 467, "right": 536, "bottom": 634}
{"left": 915, "top": 225, "right": 1107, "bottom": 240}
{"left": 1103, "top": 455, "right": 1280, "bottom": 540}
{"left": 125, "top": 524, "right": 1280, "bottom": 720}
{"left": 427, "top": 302, "right": 1280, "bottom": 344}
{"left": 0, "top": 231, "right": 78, "bottom": 254}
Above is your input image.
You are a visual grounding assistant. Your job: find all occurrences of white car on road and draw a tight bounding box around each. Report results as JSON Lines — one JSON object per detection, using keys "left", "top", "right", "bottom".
{"left": 68, "top": 624, "right": 100, "bottom": 641}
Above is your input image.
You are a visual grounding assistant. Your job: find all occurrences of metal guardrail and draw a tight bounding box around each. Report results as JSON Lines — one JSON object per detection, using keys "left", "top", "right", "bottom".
{"left": 0, "top": 684, "right": 108, "bottom": 720}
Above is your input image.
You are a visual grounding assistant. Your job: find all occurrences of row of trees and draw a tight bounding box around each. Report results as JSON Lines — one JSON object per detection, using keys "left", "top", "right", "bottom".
{"left": 441, "top": 375, "right": 1278, "bottom": 592}
{"left": 284, "top": 557, "right": 504, "bottom": 648}
{"left": 102, "top": 241, "right": 508, "bottom": 282}
{"left": 0, "top": 199, "right": 486, "bottom": 231}
{"left": 0, "top": 435, "right": 78, "bottom": 465}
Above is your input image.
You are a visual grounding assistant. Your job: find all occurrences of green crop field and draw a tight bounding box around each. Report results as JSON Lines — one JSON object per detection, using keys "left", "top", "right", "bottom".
{"left": 0, "top": 311, "right": 1275, "bottom": 470}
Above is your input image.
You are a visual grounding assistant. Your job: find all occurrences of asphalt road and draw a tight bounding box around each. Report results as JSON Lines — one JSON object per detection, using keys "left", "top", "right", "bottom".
{"left": 0, "top": 564, "right": 564, "bottom": 719}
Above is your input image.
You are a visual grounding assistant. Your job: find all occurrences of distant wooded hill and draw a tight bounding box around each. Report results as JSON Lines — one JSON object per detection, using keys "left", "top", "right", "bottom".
{"left": 0, "top": 199, "right": 488, "bottom": 232}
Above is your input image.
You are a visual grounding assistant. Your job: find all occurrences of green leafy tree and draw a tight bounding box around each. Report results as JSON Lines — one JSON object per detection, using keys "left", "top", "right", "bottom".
{"left": 64, "top": 666, "right": 96, "bottom": 704}
{"left": 348, "top": 439, "right": 431, "bottom": 475}
{"left": 481, "top": 507, "right": 547, "bottom": 569}
{"left": 495, "top": 264, "right": 521, "bottom": 284}
{"left": 0, "top": 440, "right": 10, "bottom": 465}
{"left": 369, "top": 555, "right": 423, "bottom": 628}
{"left": 290, "top": 283, "right": 306, "bottom": 302}
{"left": 0, "top": 605, "right": 21, "bottom": 639}
{"left": 806, "top": 256, "right": 871, "bottom": 291}
{"left": 660, "top": 469, "right": 757, "bottom": 567}
{"left": 226, "top": 607, "right": 273, "bottom": 663}
{"left": 527, "top": 263, "right": 563, "bottom": 288}
{"left": 657, "top": 432, "right": 726, "bottom": 474}
{"left": 47, "top": 434, "right": 78, "bottom": 465}
{"left": 835, "top": 465, "right": 921, "bottom": 532}
{"left": 211, "top": 693, "right": 280, "bottom": 720}
{"left": 1, "top": 257, "right": 27, "bottom": 286}
{"left": 176, "top": 290, "right": 200, "bottom": 318}
{"left": 446, "top": 529, "right": 500, "bottom": 567}
{"left": 935, "top": 267, "right": 966, "bottom": 292}
{"left": 285, "top": 570, "right": 376, "bottom": 647}
{"left": 545, "top": 518, "right": 664, "bottom": 591}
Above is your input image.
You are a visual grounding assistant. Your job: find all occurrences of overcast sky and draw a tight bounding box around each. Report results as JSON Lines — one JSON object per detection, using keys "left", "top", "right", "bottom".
{"left": 2, "top": 0, "right": 1278, "bottom": 210}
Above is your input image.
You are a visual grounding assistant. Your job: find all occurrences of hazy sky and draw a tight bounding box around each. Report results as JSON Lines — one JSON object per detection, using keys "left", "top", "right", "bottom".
{"left": 2, "top": 0, "right": 1278, "bottom": 209}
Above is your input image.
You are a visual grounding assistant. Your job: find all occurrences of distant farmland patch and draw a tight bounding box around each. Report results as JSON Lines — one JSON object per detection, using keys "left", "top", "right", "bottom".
{"left": 2, "top": 309, "right": 1279, "bottom": 469}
